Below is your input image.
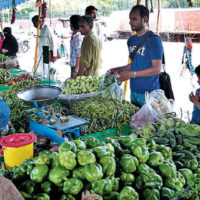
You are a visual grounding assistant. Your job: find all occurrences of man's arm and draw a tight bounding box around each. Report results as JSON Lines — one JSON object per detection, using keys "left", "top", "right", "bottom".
{"left": 117, "top": 59, "right": 161, "bottom": 82}
{"left": 189, "top": 92, "right": 200, "bottom": 110}
{"left": 109, "top": 63, "right": 131, "bottom": 75}
{"left": 77, "top": 64, "right": 86, "bottom": 76}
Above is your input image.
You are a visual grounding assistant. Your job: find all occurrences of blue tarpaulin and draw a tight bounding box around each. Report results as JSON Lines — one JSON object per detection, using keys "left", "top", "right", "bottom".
{"left": 0, "top": 0, "right": 26, "bottom": 9}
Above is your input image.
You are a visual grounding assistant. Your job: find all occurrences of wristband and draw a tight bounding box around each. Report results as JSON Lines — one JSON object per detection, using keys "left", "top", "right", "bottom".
{"left": 133, "top": 71, "right": 136, "bottom": 78}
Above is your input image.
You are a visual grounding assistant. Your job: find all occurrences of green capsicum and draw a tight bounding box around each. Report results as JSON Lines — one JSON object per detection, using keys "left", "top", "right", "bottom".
{"left": 158, "top": 161, "right": 177, "bottom": 178}
{"left": 34, "top": 193, "right": 50, "bottom": 200}
{"left": 129, "top": 138, "right": 147, "bottom": 151}
{"left": 111, "top": 177, "right": 120, "bottom": 192}
{"left": 106, "top": 143, "right": 115, "bottom": 153}
{"left": 164, "top": 177, "right": 184, "bottom": 191}
{"left": 91, "top": 178, "right": 112, "bottom": 195}
{"left": 20, "top": 180, "right": 35, "bottom": 195}
{"left": 147, "top": 151, "right": 164, "bottom": 167}
{"left": 156, "top": 145, "right": 172, "bottom": 160}
{"left": 49, "top": 166, "right": 69, "bottom": 186}
{"left": 41, "top": 181, "right": 52, "bottom": 193}
{"left": 104, "top": 191, "right": 119, "bottom": 200}
{"left": 59, "top": 141, "right": 77, "bottom": 153}
{"left": 20, "top": 191, "right": 33, "bottom": 199}
{"left": 84, "top": 163, "right": 103, "bottom": 182}
{"left": 77, "top": 150, "right": 96, "bottom": 166}
{"left": 133, "top": 146, "right": 149, "bottom": 163}
{"left": 39, "top": 150, "right": 52, "bottom": 159}
{"left": 72, "top": 166, "right": 86, "bottom": 180}
{"left": 51, "top": 152, "right": 60, "bottom": 168}
{"left": 72, "top": 139, "right": 86, "bottom": 150}
{"left": 30, "top": 164, "right": 48, "bottom": 183}
{"left": 120, "top": 172, "right": 135, "bottom": 186}
{"left": 119, "top": 154, "right": 139, "bottom": 173}
{"left": 99, "top": 156, "right": 116, "bottom": 177}
{"left": 118, "top": 186, "right": 139, "bottom": 200}
{"left": 63, "top": 178, "right": 83, "bottom": 195}
{"left": 59, "top": 151, "right": 77, "bottom": 170}
{"left": 60, "top": 194, "right": 75, "bottom": 200}
{"left": 85, "top": 137, "right": 99, "bottom": 148}
{"left": 118, "top": 136, "right": 133, "bottom": 148}
{"left": 143, "top": 173, "right": 163, "bottom": 190}
{"left": 142, "top": 188, "right": 160, "bottom": 200}
{"left": 33, "top": 155, "right": 51, "bottom": 165}
{"left": 179, "top": 168, "right": 193, "bottom": 181}
{"left": 137, "top": 163, "right": 155, "bottom": 175}
{"left": 93, "top": 146, "right": 111, "bottom": 158}
{"left": 161, "top": 187, "right": 175, "bottom": 200}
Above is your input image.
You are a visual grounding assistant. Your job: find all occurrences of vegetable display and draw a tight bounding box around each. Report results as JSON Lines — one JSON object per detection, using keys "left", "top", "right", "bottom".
{"left": 0, "top": 54, "right": 11, "bottom": 62}
{"left": 67, "top": 96, "right": 139, "bottom": 134}
{"left": 8, "top": 74, "right": 41, "bottom": 85}
{"left": 0, "top": 69, "right": 12, "bottom": 84}
{"left": 1, "top": 136, "right": 199, "bottom": 200}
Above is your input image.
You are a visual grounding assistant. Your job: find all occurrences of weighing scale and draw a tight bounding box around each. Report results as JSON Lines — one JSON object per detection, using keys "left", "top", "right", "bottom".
{"left": 17, "top": 85, "right": 88, "bottom": 144}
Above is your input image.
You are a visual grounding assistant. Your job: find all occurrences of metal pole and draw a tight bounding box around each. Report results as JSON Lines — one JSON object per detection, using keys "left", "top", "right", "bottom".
{"left": 49, "top": 0, "right": 52, "bottom": 26}
{"left": 156, "top": 0, "right": 161, "bottom": 34}
{"left": 34, "top": 0, "right": 42, "bottom": 75}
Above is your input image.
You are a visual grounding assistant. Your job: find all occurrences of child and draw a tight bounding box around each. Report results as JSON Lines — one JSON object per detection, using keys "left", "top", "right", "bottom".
{"left": 189, "top": 65, "right": 200, "bottom": 124}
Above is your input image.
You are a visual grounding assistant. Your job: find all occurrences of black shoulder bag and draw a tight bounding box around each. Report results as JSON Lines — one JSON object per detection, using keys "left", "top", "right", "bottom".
{"left": 130, "top": 33, "right": 175, "bottom": 100}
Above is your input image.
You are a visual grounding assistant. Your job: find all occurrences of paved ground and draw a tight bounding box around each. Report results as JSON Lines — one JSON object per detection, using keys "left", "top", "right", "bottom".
{"left": 18, "top": 38, "right": 200, "bottom": 121}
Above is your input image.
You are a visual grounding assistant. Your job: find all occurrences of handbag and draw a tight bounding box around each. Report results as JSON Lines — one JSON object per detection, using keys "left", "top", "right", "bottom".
{"left": 130, "top": 33, "right": 174, "bottom": 100}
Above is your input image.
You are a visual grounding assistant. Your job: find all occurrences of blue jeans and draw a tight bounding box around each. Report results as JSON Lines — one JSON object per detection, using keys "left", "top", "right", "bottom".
{"left": 131, "top": 92, "right": 145, "bottom": 108}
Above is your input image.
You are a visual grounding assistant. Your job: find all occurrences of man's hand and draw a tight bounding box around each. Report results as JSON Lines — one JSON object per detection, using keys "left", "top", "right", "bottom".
{"left": 189, "top": 92, "right": 200, "bottom": 104}
{"left": 51, "top": 57, "right": 57, "bottom": 63}
{"left": 2, "top": 49, "right": 8, "bottom": 53}
{"left": 109, "top": 67, "right": 120, "bottom": 75}
{"left": 117, "top": 71, "right": 134, "bottom": 82}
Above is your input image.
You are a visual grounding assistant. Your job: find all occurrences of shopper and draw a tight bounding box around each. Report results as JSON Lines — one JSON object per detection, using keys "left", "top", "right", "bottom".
{"left": 0, "top": 32, "right": 4, "bottom": 49}
{"left": 1, "top": 27, "right": 18, "bottom": 57}
{"left": 109, "top": 5, "right": 163, "bottom": 107}
{"left": 189, "top": 65, "right": 200, "bottom": 124}
{"left": 69, "top": 15, "right": 83, "bottom": 78}
{"left": 75, "top": 15, "right": 101, "bottom": 77}
{"left": 85, "top": 5, "right": 103, "bottom": 48}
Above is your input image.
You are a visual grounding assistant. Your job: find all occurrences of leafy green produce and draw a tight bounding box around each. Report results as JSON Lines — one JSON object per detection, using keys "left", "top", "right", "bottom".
{"left": 0, "top": 68, "right": 12, "bottom": 84}
{"left": 0, "top": 54, "right": 11, "bottom": 62}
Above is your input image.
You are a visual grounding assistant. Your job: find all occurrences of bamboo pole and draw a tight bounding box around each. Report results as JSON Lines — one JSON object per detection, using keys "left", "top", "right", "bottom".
{"left": 49, "top": 0, "right": 52, "bottom": 26}
{"left": 156, "top": 0, "right": 161, "bottom": 34}
{"left": 34, "top": 0, "right": 42, "bottom": 75}
{"left": 124, "top": 0, "right": 141, "bottom": 98}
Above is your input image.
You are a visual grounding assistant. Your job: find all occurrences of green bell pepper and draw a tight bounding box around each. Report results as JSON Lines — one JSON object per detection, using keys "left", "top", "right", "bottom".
{"left": 179, "top": 168, "right": 193, "bottom": 181}
{"left": 59, "top": 141, "right": 77, "bottom": 153}
{"left": 120, "top": 172, "right": 135, "bottom": 186}
{"left": 60, "top": 194, "right": 75, "bottom": 200}
{"left": 156, "top": 145, "right": 172, "bottom": 160}
{"left": 138, "top": 163, "right": 155, "bottom": 175}
{"left": 23, "top": 159, "right": 34, "bottom": 175}
{"left": 119, "top": 154, "right": 139, "bottom": 173}
{"left": 161, "top": 187, "right": 175, "bottom": 200}
{"left": 49, "top": 166, "right": 69, "bottom": 186}
{"left": 93, "top": 146, "right": 112, "bottom": 158}
{"left": 20, "top": 191, "right": 33, "bottom": 199}
{"left": 135, "top": 175, "right": 144, "bottom": 190}
{"left": 30, "top": 164, "right": 48, "bottom": 183}
{"left": 164, "top": 177, "right": 184, "bottom": 191}
{"left": 147, "top": 151, "right": 164, "bottom": 167}
{"left": 85, "top": 137, "right": 99, "bottom": 148}
{"left": 20, "top": 180, "right": 35, "bottom": 195}
{"left": 72, "top": 139, "right": 86, "bottom": 150}
{"left": 133, "top": 146, "right": 149, "bottom": 163}
{"left": 77, "top": 150, "right": 96, "bottom": 166}
{"left": 118, "top": 136, "right": 133, "bottom": 148}
{"left": 59, "top": 151, "right": 77, "bottom": 170}
{"left": 129, "top": 138, "right": 147, "bottom": 150}
{"left": 106, "top": 143, "right": 115, "bottom": 153}
{"left": 143, "top": 173, "right": 163, "bottom": 190}
{"left": 103, "top": 137, "right": 123, "bottom": 154}
{"left": 118, "top": 186, "right": 139, "bottom": 200}
{"left": 51, "top": 152, "right": 60, "bottom": 168}
{"left": 111, "top": 177, "right": 120, "bottom": 192}
{"left": 99, "top": 156, "right": 116, "bottom": 177}
{"left": 41, "top": 181, "right": 52, "bottom": 193}
{"left": 34, "top": 193, "right": 50, "bottom": 200}
{"left": 91, "top": 178, "right": 112, "bottom": 195}
{"left": 72, "top": 166, "right": 86, "bottom": 180}
{"left": 147, "top": 138, "right": 157, "bottom": 152}
{"left": 177, "top": 171, "right": 186, "bottom": 187}
{"left": 158, "top": 161, "right": 177, "bottom": 178}
{"left": 104, "top": 191, "right": 119, "bottom": 200}
{"left": 84, "top": 163, "right": 103, "bottom": 182}
{"left": 63, "top": 178, "right": 83, "bottom": 195}
{"left": 39, "top": 150, "right": 52, "bottom": 158}
{"left": 142, "top": 188, "right": 160, "bottom": 200}
{"left": 33, "top": 155, "right": 51, "bottom": 165}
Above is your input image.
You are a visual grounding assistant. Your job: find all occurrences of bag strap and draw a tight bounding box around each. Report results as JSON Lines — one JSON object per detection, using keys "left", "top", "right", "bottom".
{"left": 130, "top": 33, "right": 155, "bottom": 61}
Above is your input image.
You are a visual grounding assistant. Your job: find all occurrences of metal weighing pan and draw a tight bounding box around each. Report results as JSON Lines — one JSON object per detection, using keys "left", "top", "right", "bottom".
{"left": 17, "top": 85, "right": 62, "bottom": 107}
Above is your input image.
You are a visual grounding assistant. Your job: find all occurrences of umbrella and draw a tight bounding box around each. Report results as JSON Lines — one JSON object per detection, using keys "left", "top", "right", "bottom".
{"left": 0, "top": 0, "right": 26, "bottom": 9}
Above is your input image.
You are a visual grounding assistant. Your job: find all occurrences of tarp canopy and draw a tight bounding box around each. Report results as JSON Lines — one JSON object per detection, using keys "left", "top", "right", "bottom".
{"left": 0, "top": 0, "right": 26, "bottom": 9}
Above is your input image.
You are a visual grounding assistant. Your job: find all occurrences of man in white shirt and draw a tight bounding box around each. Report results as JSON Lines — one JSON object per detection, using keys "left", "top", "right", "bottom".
{"left": 32, "top": 15, "right": 58, "bottom": 76}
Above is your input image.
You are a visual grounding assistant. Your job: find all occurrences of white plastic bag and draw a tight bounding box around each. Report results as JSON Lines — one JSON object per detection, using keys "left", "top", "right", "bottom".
{"left": 99, "top": 71, "right": 119, "bottom": 89}
{"left": 130, "top": 93, "right": 161, "bottom": 129}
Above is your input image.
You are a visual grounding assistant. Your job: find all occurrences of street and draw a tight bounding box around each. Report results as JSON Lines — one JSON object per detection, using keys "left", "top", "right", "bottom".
{"left": 18, "top": 38, "right": 200, "bottom": 121}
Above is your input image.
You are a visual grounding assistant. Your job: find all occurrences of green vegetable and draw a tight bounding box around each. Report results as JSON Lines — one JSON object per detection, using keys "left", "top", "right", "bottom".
{"left": 59, "top": 151, "right": 77, "bottom": 170}
{"left": 148, "top": 151, "right": 164, "bottom": 167}
{"left": 143, "top": 173, "right": 163, "bottom": 190}
{"left": 41, "top": 181, "right": 52, "bottom": 193}
{"left": 72, "top": 167, "right": 86, "bottom": 180}
{"left": 161, "top": 187, "right": 175, "bottom": 200}
{"left": 59, "top": 141, "right": 77, "bottom": 153}
{"left": 119, "top": 154, "right": 139, "bottom": 173}
{"left": 158, "top": 161, "right": 177, "bottom": 178}
{"left": 63, "top": 178, "right": 83, "bottom": 195}
{"left": 84, "top": 163, "right": 103, "bottom": 182}
{"left": 111, "top": 177, "right": 120, "bottom": 192}
{"left": 118, "top": 186, "right": 139, "bottom": 200}
{"left": 132, "top": 146, "right": 149, "bottom": 163}
{"left": 91, "top": 178, "right": 112, "bottom": 195}
{"left": 0, "top": 69, "right": 11, "bottom": 84}
{"left": 34, "top": 193, "right": 50, "bottom": 200}
{"left": 49, "top": 166, "right": 69, "bottom": 186}
{"left": 20, "top": 180, "right": 35, "bottom": 195}
{"left": 120, "top": 172, "right": 135, "bottom": 186}
{"left": 104, "top": 191, "right": 119, "bottom": 200}
{"left": 137, "top": 163, "right": 155, "bottom": 175}
{"left": 20, "top": 191, "right": 33, "bottom": 199}
{"left": 72, "top": 139, "right": 86, "bottom": 150}
{"left": 99, "top": 156, "right": 116, "bottom": 177}
{"left": 93, "top": 146, "right": 112, "bottom": 158}
{"left": 51, "top": 152, "right": 60, "bottom": 168}
{"left": 179, "top": 168, "right": 193, "bottom": 181}
{"left": 142, "top": 188, "right": 160, "bottom": 200}
{"left": 156, "top": 145, "right": 172, "bottom": 160}
{"left": 30, "top": 164, "right": 48, "bottom": 183}
{"left": 77, "top": 150, "right": 96, "bottom": 166}
{"left": 60, "top": 194, "right": 75, "bottom": 200}
{"left": 85, "top": 137, "right": 99, "bottom": 148}
{"left": 33, "top": 155, "right": 51, "bottom": 165}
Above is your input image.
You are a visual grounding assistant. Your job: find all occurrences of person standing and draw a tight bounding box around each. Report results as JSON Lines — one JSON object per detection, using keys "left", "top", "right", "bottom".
{"left": 69, "top": 15, "right": 83, "bottom": 78}
{"left": 85, "top": 5, "right": 103, "bottom": 48}
{"left": 32, "top": 15, "right": 58, "bottom": 76}
{"left": 0, "top": 32, "right": 4, "bottom": 49}
{"left": 75, "top": 15, "right": 101, "bottom": 77}
{"left": 1, "top": 27, "right": 18, "bottom": 57}
{"left": 110, "top": 5, "right": 163, "bottom": 107}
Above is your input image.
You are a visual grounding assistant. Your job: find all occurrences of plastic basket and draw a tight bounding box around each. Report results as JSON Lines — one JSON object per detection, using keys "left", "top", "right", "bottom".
{"left": 0, "top": 85, "right": 11, "bottom": 93}
{"left": 79, "top": 125, "right": 132, "bottom": 142}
